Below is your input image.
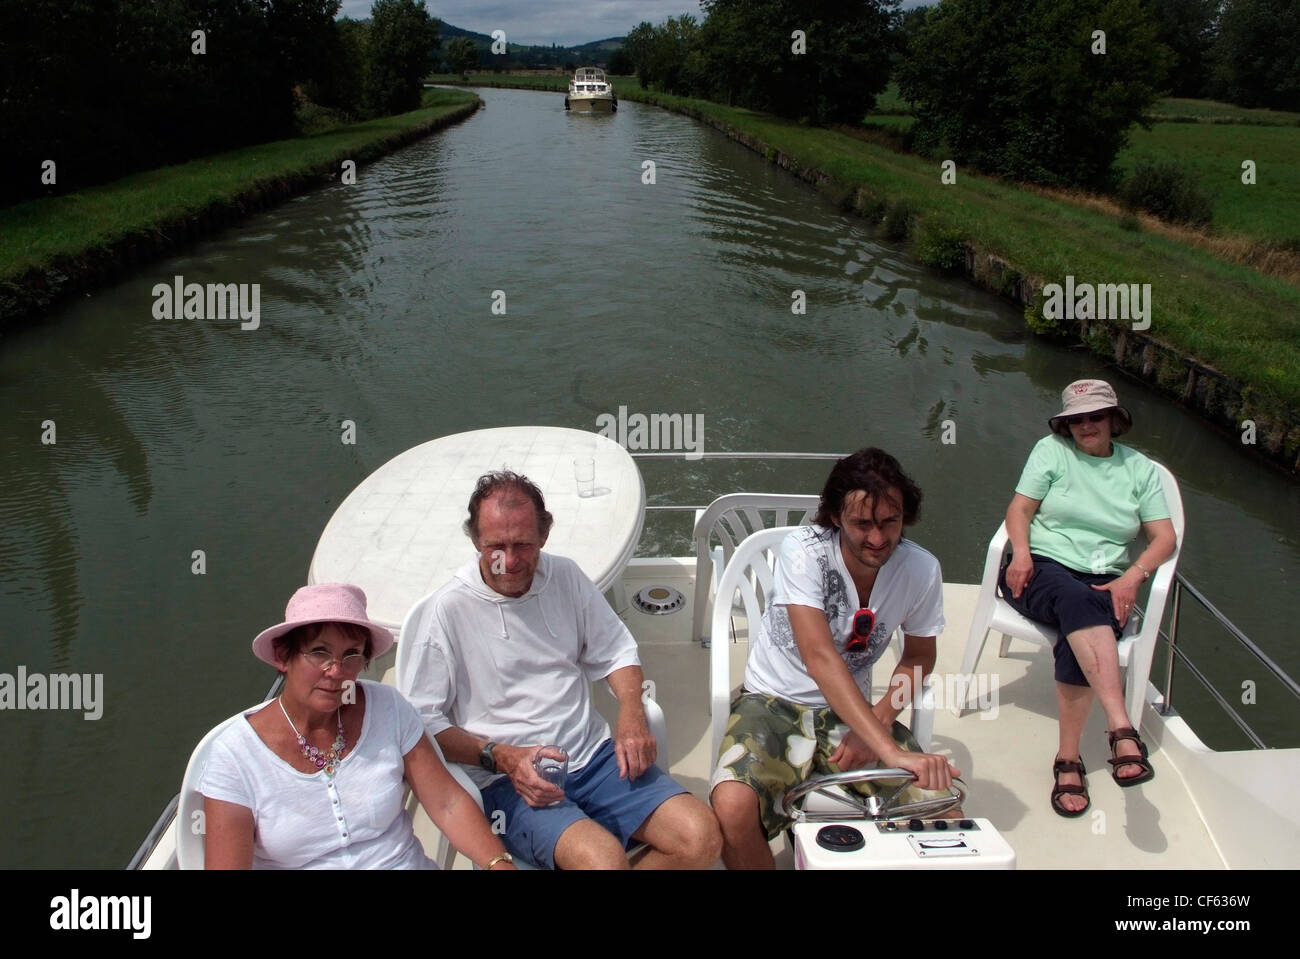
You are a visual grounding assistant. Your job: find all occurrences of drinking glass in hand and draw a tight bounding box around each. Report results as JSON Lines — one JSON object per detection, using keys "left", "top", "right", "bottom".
{"left": 533, "top": 746, "right": 569, "bottom": 801}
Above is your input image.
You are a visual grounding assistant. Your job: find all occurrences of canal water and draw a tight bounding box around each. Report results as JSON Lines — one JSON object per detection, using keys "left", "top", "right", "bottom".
{"left": 2, "top": 88, "right": 1296, "bottom": 866}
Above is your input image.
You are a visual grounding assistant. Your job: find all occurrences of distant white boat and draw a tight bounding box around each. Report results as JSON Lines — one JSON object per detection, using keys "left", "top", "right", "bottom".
{"left": 566, "top": 66, "right": 616, "bottom": 113}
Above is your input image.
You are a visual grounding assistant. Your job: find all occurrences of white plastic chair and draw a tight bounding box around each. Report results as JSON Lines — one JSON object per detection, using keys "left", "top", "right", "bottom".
{"left": 408, "top": 696, "right": 668, "bottom": 870}
{"left": 405, "top": 735, "right": 494, "bottom": 870}
{"left": 952, "top": 461, "right": 1185, "bottom": 724}
{"left": 692, "top": 494, "right": 819, "bottom": 645}
{"left": 396, "top": 588, "right": 669, "bottom": 869}
{"left": 178, "top": 699, "right": 507, "bottom": 870}
{"left": 708, "top": 526, "right": 934, "bottom": 763}
{"left": 176, "top": 703, "right": 269, "bottom": 870}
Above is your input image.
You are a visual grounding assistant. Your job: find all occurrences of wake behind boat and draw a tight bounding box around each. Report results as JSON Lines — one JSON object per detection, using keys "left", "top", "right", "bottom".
{"left": 566, "top": 66, "right": 616, "bottom": 113}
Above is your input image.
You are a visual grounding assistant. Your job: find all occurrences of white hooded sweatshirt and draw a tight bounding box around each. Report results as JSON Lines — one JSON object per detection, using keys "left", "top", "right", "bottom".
{"left": 396, "top": 553, "right": 642, "bottom": 788}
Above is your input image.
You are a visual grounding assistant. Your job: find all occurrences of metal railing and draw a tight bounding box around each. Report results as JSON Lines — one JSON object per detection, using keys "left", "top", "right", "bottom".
{"left": 633, "top": 450, "right": 846, "bottom": 514}
{"left": 1156, "top": 573, "right": 1300, "bottom": 749}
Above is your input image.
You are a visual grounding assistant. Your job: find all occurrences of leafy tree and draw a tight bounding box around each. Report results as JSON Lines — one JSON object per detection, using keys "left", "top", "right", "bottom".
{"left": 187, "top": 0, "right": 296, "bottom": 146}
{"left": 266, "top": 0, "right": 343, "bottom": 89}
{"left": 306, "top": 16, "right": 369, "bottom": 117}
{"left": 1149, "top": 0, "right": 1218, "bottom": 98}
{"left": 700, "top": 0, "right": 898, "bottom": 123}
{"left": 445, "top": 35, "right": 479, "bottom": 76}
{"left": 1210, "top": 0, "right": 1300, "bottom": 110}
{"left": 623, "top": 21, "right": 655, "bottom": 87}
{"left": 891, "top": 2, "right": 931, "bottom": 71}
{"left": 897, "top": 0, "right": 1171, "bottom": 189}
{"left": 1, "top": 0, "right": 297, "bottom": 206}
{"left": 643, "top": 15, "right": 703, "bottom": 96}
{"left": 695, "top": 2, "right": 755, "bottom": 105}
{"left": 365, "top": 0, "right": 439, "bottom": 116}
{"left": 607, "top": 47, "right": 634, "bottom": 75}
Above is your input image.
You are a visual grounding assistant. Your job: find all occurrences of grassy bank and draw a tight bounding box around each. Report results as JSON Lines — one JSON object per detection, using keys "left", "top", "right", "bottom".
{"left": 1147, "top": 98, "right": 1300, "bottom": 126}
{"left": 442, "top": 74, "right": 1300, "bottom": 418}
{"left": 857, "top": 89, "right": 1300, "bottom": 250}
{"left": 0, "top": 89, "right": 481, "bottom": 324}
{"left": 1116, "top": 124, "right": 1300, "bottom": 244}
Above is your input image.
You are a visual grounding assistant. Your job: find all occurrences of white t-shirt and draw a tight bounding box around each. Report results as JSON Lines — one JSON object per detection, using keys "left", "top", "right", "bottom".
{"left": 396, "top": 553, "right": 642, "bottom": 788}
{"left": 197, "top": 680, "right": 435, "bottom": 869}
{"left": 744, "top": 525, "right": 945, "bottom": 706}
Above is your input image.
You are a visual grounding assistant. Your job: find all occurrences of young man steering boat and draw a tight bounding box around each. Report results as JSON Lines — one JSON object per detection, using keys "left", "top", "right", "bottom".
{"left": 710, "top": 448, "right": 961, "bottom": 869}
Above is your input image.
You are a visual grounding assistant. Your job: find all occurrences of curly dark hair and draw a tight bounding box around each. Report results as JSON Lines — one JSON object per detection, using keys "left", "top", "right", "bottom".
{"left": 463, "top": 470, "right": 555, "bottom": 543}
{"left": 813, "top": 447, "right": 923, "bottom": 528}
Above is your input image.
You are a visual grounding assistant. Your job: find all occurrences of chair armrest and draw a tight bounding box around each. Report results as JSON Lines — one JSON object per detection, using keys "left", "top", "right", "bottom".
{"left": 644, "top": 695, "right": 668, "bottom": 771}
{"left": 982, "top": 522, "right": 1011, "bottom": 590}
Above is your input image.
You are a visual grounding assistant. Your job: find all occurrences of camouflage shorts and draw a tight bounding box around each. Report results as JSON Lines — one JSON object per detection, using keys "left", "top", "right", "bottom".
{"left": 710, "top": 691, "right": 955, "bottom": 840}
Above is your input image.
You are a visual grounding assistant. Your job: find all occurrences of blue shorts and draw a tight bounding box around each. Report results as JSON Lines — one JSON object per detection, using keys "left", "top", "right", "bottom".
{"left": 998, "top": 554, "right": 1122, "bottom": 686}
{"left": 479, "top": 738, "right": 687, "bottom": 869}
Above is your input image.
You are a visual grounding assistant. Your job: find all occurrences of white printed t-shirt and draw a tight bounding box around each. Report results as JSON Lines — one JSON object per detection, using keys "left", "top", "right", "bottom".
{"left": 197, "top": 680, "right": 435, "bottom": 869}
{"left": 396, "top": 553, "right": 642, "bottom": 789}
{"left": 744, "top": 525, "right": 945, "bottom": 706}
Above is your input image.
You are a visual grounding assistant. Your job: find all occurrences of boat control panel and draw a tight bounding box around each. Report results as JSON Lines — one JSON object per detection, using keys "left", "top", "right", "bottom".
{"left": 792, "top": 817, "right": 1016, "bottom": 870}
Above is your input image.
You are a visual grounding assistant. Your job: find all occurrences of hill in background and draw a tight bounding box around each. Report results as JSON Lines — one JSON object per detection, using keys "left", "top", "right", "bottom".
{"left": 438, "top": 21, "right": 623, "bottom": 70}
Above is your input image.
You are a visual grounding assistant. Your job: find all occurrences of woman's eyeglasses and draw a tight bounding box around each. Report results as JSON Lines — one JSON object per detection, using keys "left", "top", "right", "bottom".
{"left": 1064, "top": 412, "right": 1109, "bottom": 426}
{"left": 301, "top": 650, "right": 367, "bottom": 674}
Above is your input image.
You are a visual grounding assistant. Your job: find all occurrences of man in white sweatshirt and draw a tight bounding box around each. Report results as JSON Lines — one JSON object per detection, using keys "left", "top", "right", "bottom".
{"left": 397, "top": 471, "right": 721, "bottom": 869}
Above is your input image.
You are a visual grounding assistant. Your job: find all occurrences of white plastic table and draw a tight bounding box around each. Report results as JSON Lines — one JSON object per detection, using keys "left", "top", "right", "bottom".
{"left": 308, "top": 427, "right": 646, "bottom": 633}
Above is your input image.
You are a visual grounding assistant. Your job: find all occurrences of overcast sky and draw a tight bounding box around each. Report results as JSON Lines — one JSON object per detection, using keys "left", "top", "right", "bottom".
{"left": 337, "top": 1, "right": 928, "bottom": 47}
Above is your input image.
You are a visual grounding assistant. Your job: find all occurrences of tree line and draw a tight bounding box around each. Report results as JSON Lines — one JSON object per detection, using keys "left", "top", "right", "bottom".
{"left": 1, "top": 0, "right": 439, "bottom": 208}
{"left": 620, "top": 0, "right": 1299, "bottom": 192}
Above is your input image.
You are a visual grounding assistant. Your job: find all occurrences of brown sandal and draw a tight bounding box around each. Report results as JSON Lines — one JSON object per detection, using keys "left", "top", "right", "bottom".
{"left": 1107, "top": 727, "right": 1155, "bottom": 786}
{"left": 1051, "top": 757, "right": 1089, "bottom": 817}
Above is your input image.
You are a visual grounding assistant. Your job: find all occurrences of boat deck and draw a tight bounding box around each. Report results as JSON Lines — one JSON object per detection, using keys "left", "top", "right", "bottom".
{"left": 404, "top": 557, "right": 1226, "bottom": 869}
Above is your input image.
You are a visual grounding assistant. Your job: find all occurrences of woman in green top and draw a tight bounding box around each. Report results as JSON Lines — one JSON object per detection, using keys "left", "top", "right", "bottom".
{"left": 1000, "top": 380, "right": 1177, "bottom": 818}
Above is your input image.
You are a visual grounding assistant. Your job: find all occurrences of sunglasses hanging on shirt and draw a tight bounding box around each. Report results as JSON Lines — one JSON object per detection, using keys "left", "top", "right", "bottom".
{"left": 845, "top": 608, "right": 876, "bottom": 652}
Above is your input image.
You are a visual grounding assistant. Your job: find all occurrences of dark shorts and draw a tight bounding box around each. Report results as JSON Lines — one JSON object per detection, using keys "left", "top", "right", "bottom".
{"left": 998, "top": 554, "right": 1122, "bottom": 686}
{"left": 480, "top": 738, "right": 687, "bottom": 869}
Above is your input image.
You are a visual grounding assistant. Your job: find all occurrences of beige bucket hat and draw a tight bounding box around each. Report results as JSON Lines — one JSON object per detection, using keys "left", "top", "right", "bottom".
{"left": 1048, "top": 379, "right": 1132, "bottom": 437}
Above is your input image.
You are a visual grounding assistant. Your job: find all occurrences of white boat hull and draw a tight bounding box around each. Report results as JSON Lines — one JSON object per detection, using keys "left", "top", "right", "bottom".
{"left": 569, "top": 95, "right": 614, "bottom": 114}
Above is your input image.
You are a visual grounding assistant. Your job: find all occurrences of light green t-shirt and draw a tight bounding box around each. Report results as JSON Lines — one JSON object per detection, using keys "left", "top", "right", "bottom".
{"left": 1014, "top": 434, "right": 1170, "bottom": 575}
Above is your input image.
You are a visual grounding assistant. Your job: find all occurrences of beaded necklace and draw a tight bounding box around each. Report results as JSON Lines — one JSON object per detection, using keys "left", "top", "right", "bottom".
{"left": 279, "top": 696, "right": 346, "bottom": 775}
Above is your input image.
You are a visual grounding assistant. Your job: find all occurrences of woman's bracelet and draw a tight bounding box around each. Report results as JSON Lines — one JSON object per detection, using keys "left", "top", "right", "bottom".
{"left": 1132, "top": 561, "right": 1151, "bottom": 581}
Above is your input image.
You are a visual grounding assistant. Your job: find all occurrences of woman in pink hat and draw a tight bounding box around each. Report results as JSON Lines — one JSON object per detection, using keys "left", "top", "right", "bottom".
{"left": 1000, "top": 380, "right": 1177, "bottom": 818}
{"left": 198, "top": 583, "right": 516, "bottom": 869}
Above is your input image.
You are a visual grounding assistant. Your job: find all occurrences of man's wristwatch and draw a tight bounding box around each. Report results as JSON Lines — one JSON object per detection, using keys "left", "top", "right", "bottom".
{"left": 485, "top": 852, "right": 513, "bottom": 870}
{"left": 479, "top": 741, "right": 498, "bottom": 772}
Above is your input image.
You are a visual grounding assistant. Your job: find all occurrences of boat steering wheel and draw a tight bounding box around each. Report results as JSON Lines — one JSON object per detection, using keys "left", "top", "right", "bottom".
{"left": 777, "top": 768, "right": 966, "bottom": 822}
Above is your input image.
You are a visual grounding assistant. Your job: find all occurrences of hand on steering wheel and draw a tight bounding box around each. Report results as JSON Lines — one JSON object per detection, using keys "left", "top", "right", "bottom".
{"left": 778, "top": 767, "right": 965, "bottom": 822}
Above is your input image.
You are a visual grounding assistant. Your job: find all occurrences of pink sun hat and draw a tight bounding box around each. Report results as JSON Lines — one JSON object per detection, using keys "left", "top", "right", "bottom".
{"left": 251, "top": 583, "right": 394, "bottom": 666}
